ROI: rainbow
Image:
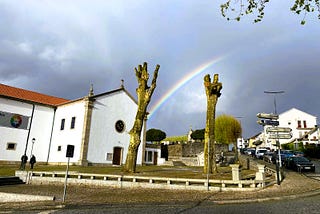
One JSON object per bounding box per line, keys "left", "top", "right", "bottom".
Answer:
{"left": 148, "top": 55, "right": 226, "bottom": 118}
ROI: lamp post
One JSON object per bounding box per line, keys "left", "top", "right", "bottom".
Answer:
{"left": 30, "top": 138, "right": 35, "bottom": 156}
{"left": 264, "top": 91, "right": 284, "bottom": 115}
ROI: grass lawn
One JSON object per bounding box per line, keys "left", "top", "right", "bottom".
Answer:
{"left": 0, "top": 163, "right": 257, "bottom": 180}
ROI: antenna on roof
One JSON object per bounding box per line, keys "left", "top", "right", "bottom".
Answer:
{"left": 89, "top": 84, "right": 94, "bottom": 96}
{"left": 120, "top": 79, "right": 124, "bottom": 89}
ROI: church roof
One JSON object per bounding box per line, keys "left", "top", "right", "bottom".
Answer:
{"left": 0, "top": 83, "right": 69, "bottom": 106}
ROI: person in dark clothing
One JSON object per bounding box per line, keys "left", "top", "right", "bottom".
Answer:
{"left": 19, "top": 155, "right": 28, "bottom": 170}
{"left": 30, "top": 155, "right": 36, "bottom": 169}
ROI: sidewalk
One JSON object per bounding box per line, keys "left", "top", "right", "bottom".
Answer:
{"left": 0, "top": 171, "right": 320, "bottom": 205}
{"left": 0, "top": 192, "right": 55, "bottom": 203}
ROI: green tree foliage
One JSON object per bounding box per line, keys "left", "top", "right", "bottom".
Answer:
{"left": 146, "top": 128, "right": 166, "bottom": 142}
{"left": 191, "top": 129, "right": 205, "bottom": 141}
{"left": 163, "top": 135, "right": 188, "bottom": 142}
{"left": 215, "top": 114, "right": 242, "bottom": 162}
{"left": 220, "top": 0, "right": 320, "bottom": 24}
{"left": 215, "top": 114, "right": 242, "bottom": 144}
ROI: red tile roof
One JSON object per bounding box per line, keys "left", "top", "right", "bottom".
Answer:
{"left": 0, "top": 83, "right": 69, "bottom": 106}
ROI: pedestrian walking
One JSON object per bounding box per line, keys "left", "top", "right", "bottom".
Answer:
{"left": 19, "top": 155, "right": 28, "bottom": 170}
{"left": 30, "top": 155, "right": 36, "bottom": 169}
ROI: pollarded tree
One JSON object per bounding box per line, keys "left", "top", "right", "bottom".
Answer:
{"left": 215, "top": 114, "right": 242, "bottom": 162}
{"left": 146, "top": 128, "right": 167, "bottom": 143}
{"left": 203, "top": 74, "right": 222, "bottom": 174}
{"left": 221, "top": 0, "right": 320, "bottom": 25}
{"left": 124, "top": 62, "right": 160, "bottom": 173}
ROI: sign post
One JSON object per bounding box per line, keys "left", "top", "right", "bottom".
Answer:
{"left": 63, "top": 145, "right": 74, "bottom": 202}
{"left": 256, "top": 112, "right": 282, "bottom": 185}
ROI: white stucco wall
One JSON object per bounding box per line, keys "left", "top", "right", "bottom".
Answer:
{"left": 0, "top": 98, "right": 55, "bottom": 162}
{"left": 87, "top": 90, "right": 143, "bottom": 165}
{"left": 262, "top": 108, "right": 317, "bottom": 150}
{"left": 279, "top": 108, "right": 317, "bottom": 140}
{"left": 48, "top": 100, "right": 85, "bottom": 164}
{"left": 28, "top": 105, "right": 56, "bottom": 162}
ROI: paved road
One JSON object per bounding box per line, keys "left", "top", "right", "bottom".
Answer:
{"left": 304, "top": 159, "right": 320, "bottom": 180}
{"left": 27, "top": 193, "right": 320, "bottom": 214}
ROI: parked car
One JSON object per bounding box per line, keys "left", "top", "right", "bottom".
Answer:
{"left": 282, "top": 150, "right": 295, "bottom": 159}
{"left": 293, "top": 151, "right": 305, "bottom": 157}
{"left": 263, "top": 151, "right": 274, "bottom": 163}
{"left": 255, "top": 149, "right": 268, "bottom": 159}
{"left": 284, "top": 156, "right": 315, "bottom": 172}
{"left": 244, "top": 148, "right": 255, "bottom": 156}
{"left": 271, "top": 152, "right": 286, "bottom": 165}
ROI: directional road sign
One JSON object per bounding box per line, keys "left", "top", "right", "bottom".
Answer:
{"left": 257, "top": 119, "right": 279, "bottom": 126}
{"left": 257, "top": 113, "right": 279, "bottom": 120}
{"left": 266, "top": 127, "right": 292, "bottom": 133}
{"left": 269, "top": 133, "right": 292, "bottom": 139}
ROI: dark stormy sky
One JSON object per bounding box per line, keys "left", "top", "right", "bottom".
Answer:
{"left": 1, "top": 1, "right": 320, "bottom": 138}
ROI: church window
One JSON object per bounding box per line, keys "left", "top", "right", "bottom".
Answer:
{"left": 71, "top": 117, "right": 76, "bottom": 129}
{"left": 115, "top": 120, "right": 125, "bottom": 133}
{"left": 6, "top": 142, "right": 16, "bottom": 150}
{"left": 60, "top": 119, "right": 65, "bottom": 130}
{"left": 106, "top": 153, "right": 113, "bottom": 161}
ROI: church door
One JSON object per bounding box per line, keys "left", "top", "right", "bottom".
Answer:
{"left": 113, "top": 147, "right": 122, "bottom": 165}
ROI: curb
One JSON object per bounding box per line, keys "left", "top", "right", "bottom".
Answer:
{"left": 0, "top": 192, "right": 55, "bottom": 203}
{"left": 212, "top": 188, "right": 320, "bottom": 204}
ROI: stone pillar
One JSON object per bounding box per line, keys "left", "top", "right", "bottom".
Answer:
{"left": 255, "top": 164, "right": 265, "bottom": 187}
{"left": 256, "top": 164, "right": 265, "bottom": 180}
{"left": 230, "top": 164, "right": 240, "bottom": 181}
{"left": 79, "top": 86, "right": 95, "bottom": 166}
{"left": 141, "top": 113, "right": 148, "bottom": 165}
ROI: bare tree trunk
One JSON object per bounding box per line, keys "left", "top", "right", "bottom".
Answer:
{"left": 124, "top": 62, "right": 160, "bottom": 173}
{"left": 203, "top": 74, "right": 222, "bottom": 174}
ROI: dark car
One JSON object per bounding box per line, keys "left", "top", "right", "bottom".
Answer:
{"left": 271, "top": 152, "right": 286, "bottom": 165}
{"left": 282, "top": 150, "right": 294, "bottom": 159}
{"left": 284, "top": 156, "right": 315, "bottom": 172}
{"left": 293, "top": 151, "right": 305, "bottom": 157}
{"left": 263, "top": 151, "right": 274, "bottom": 163}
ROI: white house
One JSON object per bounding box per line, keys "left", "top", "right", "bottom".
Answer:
{"left": 258, "top": 108, "right": 319, "bottom": 150}
{"left": 0, "top": 83, "right": 143, "bottom": 166}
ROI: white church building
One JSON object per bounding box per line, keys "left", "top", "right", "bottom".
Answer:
{"left": 0, "top": 83, "right": 143, "bottom": 166}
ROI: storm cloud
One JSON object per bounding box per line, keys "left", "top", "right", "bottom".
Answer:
{"left": 1, "top": 0, "right": 319, "bottom": 138}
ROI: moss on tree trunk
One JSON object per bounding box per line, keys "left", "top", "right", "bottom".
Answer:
{"left": 203, "top": 74, "right": 222, "bottom": 174}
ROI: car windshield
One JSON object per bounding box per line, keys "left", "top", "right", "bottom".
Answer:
{"left": 293, "top": 157, "right": 309, "bottom": 162}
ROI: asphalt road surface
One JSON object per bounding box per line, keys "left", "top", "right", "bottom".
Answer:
{"left": 31, "top": 193, "right": 320, "bottom": 214}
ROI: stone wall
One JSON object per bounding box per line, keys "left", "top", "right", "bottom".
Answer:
{"left": 167, "top": 142, "right": 228, "bottom": 161}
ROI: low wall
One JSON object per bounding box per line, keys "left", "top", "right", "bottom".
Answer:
{"left": 16, "top": 169, "right": 270, "bottom": 192}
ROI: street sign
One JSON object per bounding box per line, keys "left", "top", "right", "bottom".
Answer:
{"left": 257, "top": 119, "right": 279, "bottom": 126}
{"left": 257, "top": 113, "right": 279, "bottom": 120}
{"left": 266, "top": 127, "right": 292, "bottom": 133}
{"left": 269, "top": 133, "right": 292, "bottom": 139}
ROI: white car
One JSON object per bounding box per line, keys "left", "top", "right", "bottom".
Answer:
{"left": 255, "top": 149, "right": 268, "bottom": 159}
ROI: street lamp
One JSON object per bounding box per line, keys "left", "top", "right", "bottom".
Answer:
{"left": 31, "top": 138, "right": 35, "bottom": 156}
{"left": 264, "top": 91, "right": 285, "bottom": 114}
